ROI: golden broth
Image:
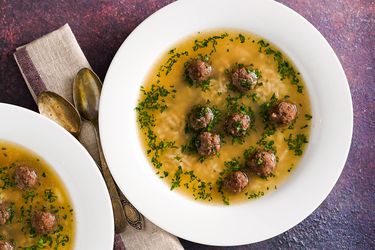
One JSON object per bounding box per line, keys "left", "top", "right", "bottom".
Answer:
{"left": 136, "top": 30, "right": 312, "bottom": 204}
{"left": 0, "top": 141, "right": 74, "bottom": 249}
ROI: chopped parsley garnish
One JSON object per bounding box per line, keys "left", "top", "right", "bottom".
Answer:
{"left": 245, "top": 191, "right": 265, "bottom": 199}
{"left": 44, "top": 189, "right": 58, "bottom": 203}
{"left": 170, "top": 166, "right": 183, "bottom": 190}
{"left": 0, "top": 174, "right": 15, "bottom": 190}
{"left": 181, "top": 137, "right": 198, "bottom": 154}
{"left": 225, "top": 94, "right": 255, "bottom": 122}
{"left": 258, "top": 40, "right": 304, "bottom": 93}
{"left": 193, "top": 33, "right": 228, "bottom": 55}
{"left": 243, "top": 146, "right": 256, "bottom": 159}
{"left": 137, "top": 84, "right": 174, "bottom": 113}
{"left": 159, "top": 49, "right": 189, "bottom": 76}
{"left": 287, "top": 118, "right": 297, "bottom": 130}
{"left": 23, "top": 191, "right": 37, "bottom": 203}
{"left": 136, "top": 83, "right": 177, "bottom": 170}
{"left": 6, "top": 203, "right": 15, "bottom": 224}
{"left": 284, "top": 133, "right": 308, "bottom": 156}
{"left": 260, "top": 172, "right": 276, "bottom": 181}
{"left": 176, "top": 170, "right": 213, "bottom": 201}
{"left": 162, "top": 171, "right": 169, "bottom": 178}
{"left": 251, "top": 93, "right": 258, "bottom": 103}
{"left": 196, "top": 181, "right": 213, "bottom": 201}
{"left": 199, "top": 80, "right": 211, "bottom": 92}
{"left": 257, "top": 135, "right": 276, "bottom": 153}
{"left": 238, "top": 34, "right": 246, "bottom": 43}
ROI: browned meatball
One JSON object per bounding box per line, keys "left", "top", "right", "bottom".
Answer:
{"left": 226, "top": 113, "right": 251, "bottom": 136}
{"left": 0, "top": 241, "right": 13, "bottom": 250}
{"left": 186, "top": 59, "right": 213, "bottom": 83}
{"left": 14, "top": 165, "right": 38, "bottom": 190}
{"left": 247, "top": 151, "right": 277, "bottom": 177}
{"left": 0, "top": 204, "right": 10, "bottom": 225}
{"left": 32, "top": 211, "right": 56, "bottom": 234}
{"left": 269, "top": 101, "right": 298, "bottom": 125}
{"left": 231, "top": 66, "right": 258, "bottom": 93}
{"left": 188, "top": 106, "right": 214, "bottom": 131}
{"left": 223, "top": 171, "right": 249, "bottom": 193}
{"left": 196, "top": 132, "right": 220, "bottom": 156}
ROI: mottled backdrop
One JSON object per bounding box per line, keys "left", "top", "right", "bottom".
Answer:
{"left": 0, "top": 0, "right": 374, "bottom": 249}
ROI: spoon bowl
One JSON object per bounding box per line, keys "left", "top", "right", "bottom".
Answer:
{"left": 73, "top": 68, "right": 102, "bottom": 122}
{"left": 37, "top": 91, "right": 81, "bottom": 137}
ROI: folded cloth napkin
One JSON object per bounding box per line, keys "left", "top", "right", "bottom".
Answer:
{"left": 14, "top": 23, "right": 184, "bottom": 250}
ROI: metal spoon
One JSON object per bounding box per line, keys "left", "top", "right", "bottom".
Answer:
{"left": 73, "top": 68, "right": 144, "bottom": 231}
{"left": 37, "top": 91, "right": 81, "bottom": 138}
{"left": 37, "top": 90, "right": 125, "bottom": 233}
{"left": 37, "top": 89, "right": 144, "bottom": 231}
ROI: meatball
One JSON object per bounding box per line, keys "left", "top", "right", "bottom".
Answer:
{"left": 14, "top": 165, "right": 38, "bottom": 190}
{"left": 247, "top": 151, "right": 277, "bottom": 177}
{"left": 196, "top": 132, "right": 220, "bottom": 156}
{"left": 231, "top": 66, "right": 258, "bottom": 93}
{"left": 32, "top": 211, "right": 56, "bottom": 234}
{"left": 269, "top": 101, "right": 298, "bottom": 125}
{"left": 0, "top": 204, "right": 10, "bottom": 225}
{"left": 226, "top": 113, "right": 251, "bottom": 136}
{"left": 188, "top": 106, "right": 214, "bottom": 131}
{"left": 223, "top": 171, "right": 249, "bottom": 193}
{"left": 186, "top": 59, "right": 213, "bottom": 83}
{"left": 0, "top": 241, "right": 13, "bottom": 250}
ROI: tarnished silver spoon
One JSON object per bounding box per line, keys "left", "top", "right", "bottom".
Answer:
{"left": 37, "top": 91, "right": 81, "bottom": 138}
{"left": 73, "top": 68, "right": 144, "bottom": 231}
{"left": 37, "top": 90, "right": 126, "bottom": 233}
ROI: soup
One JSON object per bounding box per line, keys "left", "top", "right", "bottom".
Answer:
{"left": 0, "top": 141, "right": 74, "bottom": 249}
{"left": 136, "top": 30, "right": 312, "bottom": 205}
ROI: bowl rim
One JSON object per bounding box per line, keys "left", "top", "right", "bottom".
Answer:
{"left": 100, "top": 0, "right": 353, "bottom": 246}
{"left": 0, "top": 103, "right": 114, "bottom": 249}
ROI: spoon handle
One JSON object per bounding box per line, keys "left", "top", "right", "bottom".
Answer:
{"left": 117, "top": 186, "right": 145, "bottom": 230}
{"left": 93, "top": 124, "right": 127, "bottom": 234}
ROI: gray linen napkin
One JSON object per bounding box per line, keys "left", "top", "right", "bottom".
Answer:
{"left": 14, "top": 23, "right": 184, "bottom": 250}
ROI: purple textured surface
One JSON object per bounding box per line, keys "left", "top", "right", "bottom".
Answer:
{"left": 0, "top": 0, "right": 374, "bottom": 249}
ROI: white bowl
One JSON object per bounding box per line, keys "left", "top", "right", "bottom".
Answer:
{"left": 0, "top": 103, "right": 114, "bottom": 249}
{"left": 99, "top": 0, "right": 353, "bottom": 246}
